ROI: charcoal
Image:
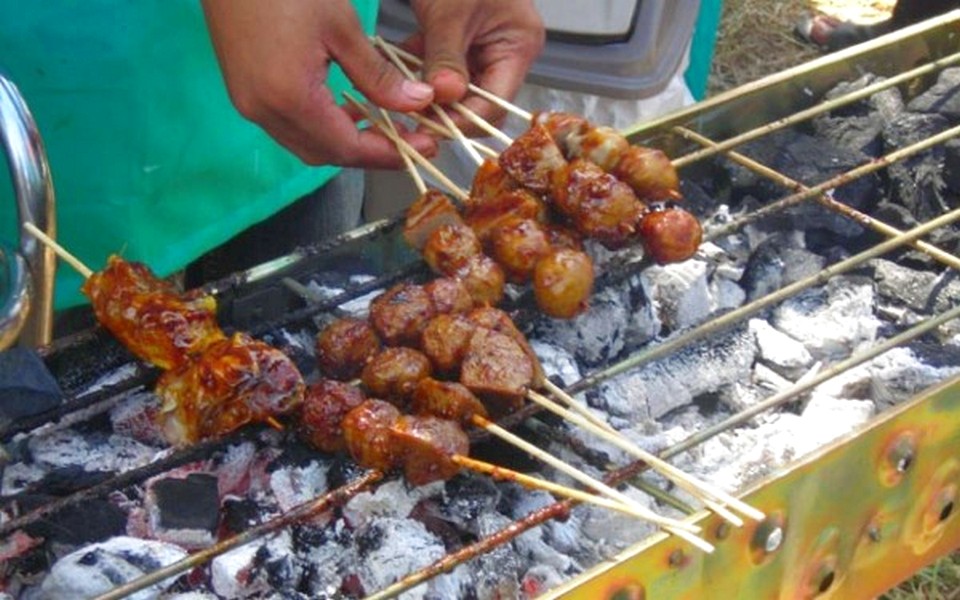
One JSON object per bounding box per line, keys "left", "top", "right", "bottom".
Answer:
{"left": 597, "top": 324, "right": 756, "bottom": 420}
{"left": 771, "top": 276, "right": 881, "bottom": 359}
{"left": 521, "top": 564, "right": 566, "bottom": 598}
{"left": 40, "top": 536, "right": 187, "bottom": 599}
{"left": 269, "top": 459, "right": 329, "bottom": 513}
{"left": 0, "top": 347, "right": 62, "bottom": 427}
{"left": 740, "top": 232, "right": 825, "bottom": 301}
{"left": 640, "top": 259, "right": 713, "bottom": 332}
{"left": 27, "top": 429, "right": 157, "bottom": 474}
{"left": 211, "top": 532, "right": 297, "bottom": 598}
{"left": 221, "top": 497, "right": 266, "bottom": 534}
{"left": 434, "top": 474, "right": 500, "bottom": 532}
{"left": 354, "top": 517, "right": 445, "bottom": 598}
{"left": 20, "top": 494, "right": 125, "bottom": 548}
{"left": 813, "top": 74, "right": 905, "bottom": 157}
{"left": 907, "top": 67, "right": 960, "bottom": 122}
{"left": 883, "top": 112, "right": 952, "bottom": 222}
{"left": 146, "top": 473, "right": 219, "bottom": 548}
{"left": 749, "top": 319, "right": 814, "bottom": 379}
{"left": 728, "top": 129, "right": 878, "bottom": 237}
{"left": 870, "top": 258, "right": 960, "bottom": 313}
{"left": 533, "top": 285, "right": 631, "bottom": 367}
{"left": 342, "top": 479, "right": 443, "bottom": 528}
{"left": 473, "top": 513, "right": 523, "bottom": 599}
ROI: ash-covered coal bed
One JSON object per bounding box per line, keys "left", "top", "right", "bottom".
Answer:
{"left": 3, "top": 68, "right": 960, "bottom": 599}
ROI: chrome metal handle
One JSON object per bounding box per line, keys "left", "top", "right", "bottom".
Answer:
{"left": 0, "top": 72, "right": 56, "bottom": 348}
{"left": 0, "top": 242, "right": 32, "bottom": 350}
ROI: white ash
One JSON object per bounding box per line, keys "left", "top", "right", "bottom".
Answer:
{"left": 342, "top": 479, "right": 444, "bottom": 528}
{"left": 269, "top": 459, "right": 329, "bottom": 513}
{"left": 354, "top": 517, "right": 446, "bottom": 600}
{"left": 1, "top": 461, "right": 46, "bottom": 496}
{"left": 574, "top": 485, "right": 658, "bottom": 556}
{"left": 641, "top": 259, "right": 715, "bottom": 331}
{"left": 668, "top": 394, "right": 875, "bottom": 495}
{"left": 27, "top": 428, "right": 157, "bottom": 473}
{"left": 749, "top": 318, "right": 815, "bottom": 379}
{"left": 596, "top": 325, "right": 756, "bottom": 420}
{"left": 215, "top": 441, "right": 259, "bottom": 498}
{"left": 530, "top": 339, "right": 582, "bottom": 388}
{"left": 771, "top": 275, "right": 881, "bottom": 359}
{"left": 210, "top": 530, "right": 294, "bottom": 599}
{"left": 109, "top": 391, "right": 166, "bottom": 447}
{"left": 812, "top": 346, "right": 960, "bottom": 410}
{"left": 40, "top": 536, "right": 187, "bottom": 600}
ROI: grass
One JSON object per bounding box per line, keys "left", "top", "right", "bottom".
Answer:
{"left": 707, "top": 1, "right": 959, "bottom": 597}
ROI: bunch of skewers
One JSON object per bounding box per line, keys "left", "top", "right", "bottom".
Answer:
{"left": 20, "top": 40, "right": 752, "bottom": 552}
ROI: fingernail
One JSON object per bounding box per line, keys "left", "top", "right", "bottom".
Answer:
{"left": 402, "top": 80, "right": 433, "bottom": 102}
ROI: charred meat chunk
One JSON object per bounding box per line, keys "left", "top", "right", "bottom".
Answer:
{"left": 361, "top": 347, "right": 433, "bottom": 404}
{"left": 342, "top": 399, "right": 403, "bottom": 472}
{"left": 369, "top": 283, "right": 436, "bottom": 347}
{"left": 298, "top": 380, "right": 366, "bottom": 453}
{"left": 315, "top": 317, "right": 382, "bottom": 381}
{"left": 410, "top": 377, "right": 488, "bottom": 426}
{"left": 389, "top": 415, "right": 469, "bottom": 486}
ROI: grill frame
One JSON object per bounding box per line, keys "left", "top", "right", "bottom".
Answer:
{"left": 3, "top": 10, "right": 960, "bottom": 600}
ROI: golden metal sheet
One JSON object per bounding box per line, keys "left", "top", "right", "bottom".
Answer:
{"left": 546, "top": 376, "right": 960, "bottom": 599}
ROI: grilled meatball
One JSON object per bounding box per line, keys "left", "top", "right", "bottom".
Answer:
{"left": 612, "top": 145, "right": 681, "bottom": 201}
{"left": 361, "top": 347, "right": 433, "bottom": 404}
{"left": 467, "top": 306, "right": 545, "bottom": 384}
{"left": 423, "top": 277, "right": 474, "bottom": 315}
{"left": 420, "top": 313, "right": 478, "bottom": 374}
{"left": 157, "top": 332, "right": 305, "bottom": 446}
{"left": 389, "top": 415, "right": 469, "bottom": 486}
{"left": 299, "top": 380, "right": 366, "bottom": 453}
{"left": 315, "top": 317, "right": 382, "bottom": 380}
{"left": 342, "top": 399, "right": 403, "bottom": 471}
{"left": 550, "top": 159, "right": 646, "bottom": 250}
{"left": 638, "top": 204, "right": 703, "bottom": 264}
{"left": 542, "top": 223, "right": 584, "bottom": 252}
{"left": 369, "top": 283, "right": 436, "bottom": 347}
{"left": 533, "top": 248, "right": 595, "bottom": 320}
{"left": 488, "top": 218, "right": 551, "bottom": 283}
{"left": 460, "top": 328, "right": 535, "bottom": 417}
{"left": 411, "top": 378, "right": 488, "bottom": 426}
{"left": 469, "top": 157, "right": 519, "bottom": 206}
{"left": 455, "top": 255, "right": 506, "bottom": 307}
{"left": 463, "top": 188, "right": 546, "bottom": 244}
{"left": 422, "top": 223, "right": 483, "bottom": 276}
{"left": 82, "top": 255, "right": 225, "bottom": 370}
{"left": 568, "top": 125, "right": 630, "bottom": 172}
{"left": 533, "top": 111, "right": 589, "bottom": 150}
{"left": 499, "top": 122, "right": 568, "bottom": 193}
{"left": 403, "top": 189, "right": 464, "bottom": 251}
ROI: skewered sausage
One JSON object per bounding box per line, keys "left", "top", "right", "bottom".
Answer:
{"left": 423, "top": 277, "right": 475, "bottom": 316}
{"left": 422, "top": 223, "right": 484, "bottom": 276}
{"left": 342, "top": 399, "right": 404, "bottom": 471}
{"left": 455, "top": 254, "right": 506, "bottom": 307}
{"left": 82, "top": 255, "right": 225, "bottom": 370}
{"left": 156, "top": 332, "right": 305, "bottom": 446}
{"left": 410, "top": 377, "right": 488, "bottom": 426}
{"left": 420, "top": 313, "right": 477, "bottom": 374}
{"left": 488, "top": 218, "right": 552, "bottom": 283}
{"left": 498, "top": 122, "right": 568, "bottom": 193}
{"left": 369, "top": 283, "right": 436, "bottom": 347}
{"left": 550, "top": 159, "right": 647, "bottom": 250}
{"left": 361, "top": 347, "right": 433, "bottom": 403}
{"left": 638, "top": 203, "right": 703, "bottom": 264}
{"left": 460, "top": 328, "right": 535, "bottom": 417}
{"left": 298, "top": 379, "right": 366, "bottom": 453}
{"left": 315, "top": 317, "right": 382, "bottom": 380}
{"left": 389, "top": 415, "right": 469, "bottom": 486}
{"left": 463, "top": 188, "right": 547, "bottom": 244}
{"left": 533, "top": 248, "right": 595, "bottom": 320}
{"left": 403, "top": 189, "right": 463, "bottom": 251}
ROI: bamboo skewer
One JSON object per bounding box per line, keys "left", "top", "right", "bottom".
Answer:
{"left": 23, "top": 222, "right": 93, "bottom": 279}
{"left": 451, "top": 454, "right": 681, "bottom": 522}
{"left": 526, "top": 389, "right": 763, "bottom": 523}
{"left": 373, "top": 37, "right": 484, "bottom": 166}
{"left": 405, "top": 111, "right": 500, "bottom": 158}
{"left": 472, "top": 414, "right": 714, "bottom": 552}
{"left": 344, "top": 93, "right": 470, "bottom": 202}
{"left": 379, "top": 107, "right": 427, "bottom": 194}
{"left": 377, "top": 38, "right": 533, "bottom": 122}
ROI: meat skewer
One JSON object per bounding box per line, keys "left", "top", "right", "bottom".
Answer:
{"left": 23, "top": 224, "right": 302, "bottom": 444}
{"left": 302, "top": 384, "right": 708, "bottom": 541}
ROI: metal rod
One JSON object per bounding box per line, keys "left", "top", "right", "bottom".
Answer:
{"left": 93, "top": 470, "right": 384, "bottom": 600}
{"left": 675, "top": 126, "right": 960, "bottom": 271}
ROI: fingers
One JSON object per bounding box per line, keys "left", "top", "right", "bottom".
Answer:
{"left": 328, "top": 19, "right": 435, "bottom": 113}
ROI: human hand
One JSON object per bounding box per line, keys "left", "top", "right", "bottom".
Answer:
{"left": 201, "top": 0, "right": 440, "bottom": 168}
{"left": 405, "top": 0, "right": 545, "bottom": 132}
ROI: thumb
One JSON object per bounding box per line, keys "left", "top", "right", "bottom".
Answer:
{"left": 331, "top": 29, "right": 435, "bottom": 112}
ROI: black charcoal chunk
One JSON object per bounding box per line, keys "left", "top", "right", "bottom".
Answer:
{"left": 907, "top": 67, "right": 960, "bottom": 122}
{"left": 148, "top": 473, "right": 220, "bottom": 546}
{"left": 22, "top": 494, "right": 126, "bottom": 546}
{"left": 882, "top": 112, "right": 952, "bottom": 223}
{"left": 0, "top": 347, "right": 62, "bottom": 426}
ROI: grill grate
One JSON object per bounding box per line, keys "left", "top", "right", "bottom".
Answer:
{"left": 3, "top": 12, "right": 960, "bottom": 600}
